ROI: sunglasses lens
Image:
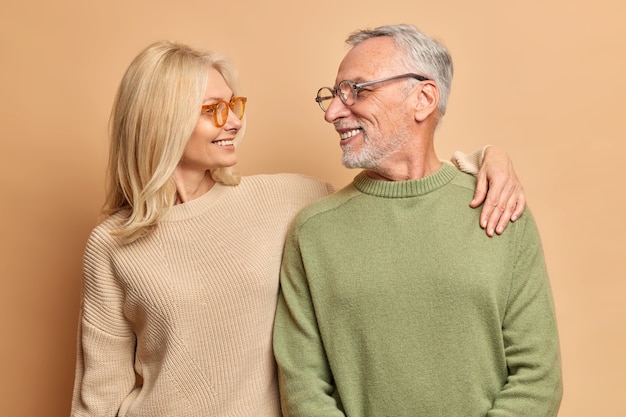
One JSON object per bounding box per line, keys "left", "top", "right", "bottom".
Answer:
{"left": 232, "top": 98, "right": 245, "bottom": 119}
{"left": 214, "top": 102, "right": 228, "bottom": 127}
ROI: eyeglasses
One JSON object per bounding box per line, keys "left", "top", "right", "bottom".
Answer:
{"left": 315, "top": 73, "right": 429, "bottom": 112}
{"left": 201, "top": 96, "right": 247, "bottom": 127}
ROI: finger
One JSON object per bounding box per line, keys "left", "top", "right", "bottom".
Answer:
{"left": 479, "top": 180, "right": 509, "bottom": 231}
{"left": 510, "top": 190, "right": 527, "bottom": 222}
{"left": 470, "top": 171, "right": 489, "bottom": 208}
{"left": 494, "top": 200, "right": 518, "bottom": 235}
{"left": 485, "top": 201, "right": 506, "bottom": 237}
{"left": 479, "top": 198, "right": 494, "bottom": 230}
{"left": 494, "top": 185, "right": 526, "bottom": 232}
{"left": 490, "top": 185, "right": 527, "bottom": 235}
{"left": 484, "top": 183, "right": 516, "bottom": 236}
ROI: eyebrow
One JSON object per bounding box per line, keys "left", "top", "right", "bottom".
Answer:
{"left": 351, "top": 77, "right": 369, "bottom": 84}
{"left": 342, "top": 75, "right": 368, "bottom": 82}
{"left": 203, "top": 94, "right": 235, "bottom": 103}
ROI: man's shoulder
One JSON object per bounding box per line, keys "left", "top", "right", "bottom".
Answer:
{"left": 448, "top": 168, "right": 478, "bottom": 193}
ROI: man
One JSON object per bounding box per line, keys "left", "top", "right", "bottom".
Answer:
{"left": 273, "top": 24, "right": 562, "bottom": 417}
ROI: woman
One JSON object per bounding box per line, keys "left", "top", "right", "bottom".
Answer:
{"left": 71, "top": 40, "right": 525, "bottom": 417}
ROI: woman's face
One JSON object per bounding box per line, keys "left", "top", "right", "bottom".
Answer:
{"left": 178, "top": 67, "right": 242, "bottom": 172}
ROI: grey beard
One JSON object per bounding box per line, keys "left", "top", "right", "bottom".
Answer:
{"left": 342, "top": 150, "right": 376, "bottom": 169}
{"left": 341, "top": 142, "right": 375, "bottom": 169}
{"left": 341, "top": 137, "right": 390, "bottom": 170}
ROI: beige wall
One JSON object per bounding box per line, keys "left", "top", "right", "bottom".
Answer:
{"left": 1, "top": 1, "right": 624, "bottom": 415}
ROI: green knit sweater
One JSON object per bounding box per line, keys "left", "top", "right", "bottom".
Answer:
{"left": 273, "top": 164, "right": 562, "bottom": 417}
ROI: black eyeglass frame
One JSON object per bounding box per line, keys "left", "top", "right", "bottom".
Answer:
{"left": 315, "top": 73, "right": 429, "bottom": 111}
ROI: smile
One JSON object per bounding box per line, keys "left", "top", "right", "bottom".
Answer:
{"left": 213, "top": 139, "right": 234, "bottom": 147}
{"left": 340, "top": 129, "right": 361, "bottom": 140}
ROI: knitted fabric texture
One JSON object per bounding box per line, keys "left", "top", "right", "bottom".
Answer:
{"left": 274, "top": 164, "right": 562, "bottom": 417}
{"left": 71, "top": 174, "right": 332, "bottom": 417}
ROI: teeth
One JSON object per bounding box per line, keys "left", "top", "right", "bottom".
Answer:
{"left": 214, "top": 140, "right": 234, "bottom": 147}
{"left": 340, "top": 129, "right": 361, "bottom": 140}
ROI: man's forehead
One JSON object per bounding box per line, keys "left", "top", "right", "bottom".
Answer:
{"left": 335, "top": 37, "right": 398, "bottom": 83}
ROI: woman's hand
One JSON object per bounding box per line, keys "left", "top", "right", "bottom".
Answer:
{"left": 471, "top": 146, "right": 526, "bottom": 237}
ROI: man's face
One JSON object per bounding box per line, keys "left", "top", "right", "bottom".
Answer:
{"left": 324, "top": 37, "right": 416, "bottom": 172}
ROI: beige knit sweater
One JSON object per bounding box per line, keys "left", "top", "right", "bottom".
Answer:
{"left": 71, "top": 174, "right": 333, "bottom": 417}
{"left": 71, "top": 151, "right": 481, "bottom": 417}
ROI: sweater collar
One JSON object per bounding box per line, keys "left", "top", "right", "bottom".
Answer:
{"left": 163, "top": 181, "right": 231, "bottom": 222}
{"left": 352, "top": 163, "right": 458, "bottom": 198}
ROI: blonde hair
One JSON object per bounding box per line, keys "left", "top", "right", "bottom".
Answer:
{"left": 103, "top": 40, "right": 245, "bottom": 243}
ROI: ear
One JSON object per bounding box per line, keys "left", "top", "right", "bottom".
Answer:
{"left": 413, "top": 81, "right": 439, "bottom": 122}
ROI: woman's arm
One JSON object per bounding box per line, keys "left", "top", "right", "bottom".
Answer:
{"left": 452, "top": 145, "right": 526, "bottom": 237}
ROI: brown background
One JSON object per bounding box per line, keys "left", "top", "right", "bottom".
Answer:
{"left": 1, "top": 1, "right": 624, "bottom": 416}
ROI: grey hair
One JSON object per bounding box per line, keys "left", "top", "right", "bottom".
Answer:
{"left": 346, "top": 24, "right": 453, "bottom": 115}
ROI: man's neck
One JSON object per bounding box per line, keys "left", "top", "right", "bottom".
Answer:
{"left": 365, "top": 152, "right": 442, "bottom": 182}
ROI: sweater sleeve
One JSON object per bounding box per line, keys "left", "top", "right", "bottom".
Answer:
{"left": 449, "top": 145, "right": 488, "bottom": 175}
{"left": 273, "top": 224, "right": 347, "bottom": 417}
{"left": 71, "top": 227, "right": 137, "bottom": 417}
{"left": 487, "top": 212, "right": 563, "bottom": 416}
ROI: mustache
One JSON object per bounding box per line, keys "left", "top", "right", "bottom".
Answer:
{"left": 334, "top": 121, "right": 363, "bottom": 130}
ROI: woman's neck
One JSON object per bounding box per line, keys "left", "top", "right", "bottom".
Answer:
{"left": 172, "top": 169, "right": 216, "bottom": 204}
